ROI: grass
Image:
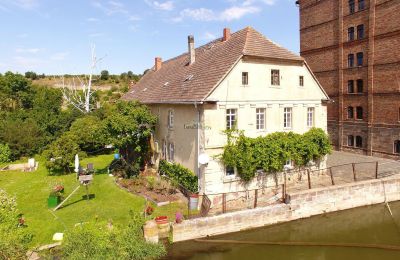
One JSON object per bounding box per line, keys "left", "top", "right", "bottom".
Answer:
{"left": 0, "top": 154, "right": 187, "bottom": 247}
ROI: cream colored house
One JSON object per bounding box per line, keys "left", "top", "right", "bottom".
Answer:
{"left": 123, "top": 27, "right": 329, "bottom": 207}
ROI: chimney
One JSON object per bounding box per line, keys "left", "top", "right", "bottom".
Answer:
{"left": 223, "top": 28, "right": 231, "bottom": 42}
{"left": 188, "top": 35, "right": 195, "bottom": 65}
{"left": 155, "top": 57, "right": 162, "bottom": 71}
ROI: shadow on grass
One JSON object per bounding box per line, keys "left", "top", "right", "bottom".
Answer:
{"left": 58, "top": 194, "right": 96, "bottom": 209}
{"left": 95, "top": 166, "right": 109, "bottom": 175}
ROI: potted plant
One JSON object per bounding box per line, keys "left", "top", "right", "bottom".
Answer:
{"left": 155, "top": 216, "right": 168, "bottom": 225}
{"left": 48, "top": 184, "right": 64, "bottom": 208}
{"left": 145, "top": 205, "right": 154, "bottom": 215}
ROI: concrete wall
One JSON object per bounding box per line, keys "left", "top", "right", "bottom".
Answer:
{"left": 172, "top": 174, "right": 400, "bottom": 242}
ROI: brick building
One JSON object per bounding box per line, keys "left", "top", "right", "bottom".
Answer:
{"left": 297, "top": 0, "right": 400, "bottom": 158}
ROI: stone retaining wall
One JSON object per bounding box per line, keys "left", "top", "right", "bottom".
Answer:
{"left": 171, "top": 174, "right": 400, "bottom": 242}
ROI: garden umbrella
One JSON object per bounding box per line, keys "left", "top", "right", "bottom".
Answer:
{"left": 74, "top": 154, "right": 79, "bottom": 173}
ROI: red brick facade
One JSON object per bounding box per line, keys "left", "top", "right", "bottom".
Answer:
{"left": 298, "top": 0, "right": 400, "bottom": 158}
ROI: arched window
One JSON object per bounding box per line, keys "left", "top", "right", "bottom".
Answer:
{"left": 356, "top": 106, "right": 363, "bottom": 119}
{"left": 394, "top": 140, "right": 400, "bottom": 154}
{"left": 347, "top": 106, "right": 354, "bottom": 119}
{"left": 347, "top": 135, "right": 354, "bottom": 146}
{"left": 355, "top": 136, "right": 363, "bottom": 148}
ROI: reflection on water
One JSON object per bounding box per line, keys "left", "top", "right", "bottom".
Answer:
{"left": 167, "top": 202, "right": 400, "bottom": 260}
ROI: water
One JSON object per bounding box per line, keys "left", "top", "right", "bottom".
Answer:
{"left": 167, "top": 202, "right": 400, "bottom": 259}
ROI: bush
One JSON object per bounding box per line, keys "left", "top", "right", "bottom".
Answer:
{"left": 221, "top": 128, "right": 332, "bottom": 182}
{"left": 62, "top": 213, "right": 166, "bottom": 260}
{"left": 0, "top": 189, "right": 33, "bottom": 259}
{"left": 159, "top": 160, "right": 198, "bottom": 193}
{"left": 0, "top": 143, "right": 11, "bottom": 163}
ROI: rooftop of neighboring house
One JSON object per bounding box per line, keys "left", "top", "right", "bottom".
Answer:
{"left": 122, "top": 26, "right": 304, "bottom": 104}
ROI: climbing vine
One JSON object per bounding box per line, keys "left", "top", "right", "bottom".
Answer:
{"left": 220, "top": 128, "right": 332, "bottom": 182}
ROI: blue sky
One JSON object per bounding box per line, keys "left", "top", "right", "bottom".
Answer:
{"left": 0, "top": 0, "right": 299, "bottom": 75}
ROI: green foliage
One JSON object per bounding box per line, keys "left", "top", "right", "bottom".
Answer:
{"left": 62, "top": 214, "right": 166, "bottom": 260}
{"left": 221, "top": 128, "right": 332, "bottom": 182}
{"left": 43, "top": 133, "right": 83, "bottom": 173}
{"left": 0, "top": 143, "right": 11, "bottom": 163}
{"left": 0, "top": 189, "right": 33, "bottom": 259}
{"left": 100, "top": 70, "right": 109, "bottom": 80}
{"left": 25, "top": 71, "right": 38, "bottom": 80}
{"left": 159, "top": 160, "right": 198, "bottom": 193}
{"left": 69, "top": 115, "right": 107, "bottom": 152}
{"left": 0, "top": 71, "right": 32, "bottom": 111}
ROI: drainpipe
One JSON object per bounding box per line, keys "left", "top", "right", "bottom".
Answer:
{"left": 194, "top": 102, "right": 201, "bottom": 193}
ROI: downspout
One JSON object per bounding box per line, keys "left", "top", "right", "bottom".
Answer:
{"left": 194, "top": 101, "right": 201, "bottom": 193}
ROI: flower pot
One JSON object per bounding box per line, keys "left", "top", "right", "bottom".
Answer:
{"left": 48, "top": 195, "right": 60, "bottom": 208}
{"left": 155, "top": 216, "right": 168, "bottom": 225}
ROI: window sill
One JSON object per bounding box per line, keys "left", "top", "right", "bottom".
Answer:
{"left": 269, "top": 85, "right": 281, "bottom": 89}
{"left": 223, "top": 176, "right": 240, "bottom": 183}
{"left": 240, "top": 85, "right": 250, "bottom": 87}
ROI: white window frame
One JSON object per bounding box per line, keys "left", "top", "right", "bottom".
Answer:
{"left": 307, "top": 107, "right": 315, "bottom": 128}
{"left": 225, "top": 166, "right": 235, "bottom": 177}
{"left": 168, "top": 142, "right": 174, "bottom": 162}
{"left": 242, "top": 72, "right": 248, "bottom": 86}
{"left": 299, "top": 76, "right": 304, "bottom": 87}
{"left": 162, "top": 140, "right": 167, "bottom": 159}
{"left": 284, "top": 159, "right": 293, "bottom": 170}
{"left": 283, "top": 107, "right": 292, "bottom": 129}
{"left": 271, "top": 69, "right": 280, "bottom": 86}
{"left": 226, "top": 109, "right": 237, "bottom": 130}
{"left": 256, "top": 108, "right": 266, "bottom": 130}
{"left": 168, "top": 109, "right": 174, "bottom": 128}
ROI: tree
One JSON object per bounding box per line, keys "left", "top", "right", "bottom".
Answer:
{"left": 25, "top": 71, "right": 38, "bottom": 80}
{"left": 0, "top": 189, "right": 33, "bottom": 259}
{"left": 100, "top": 70, "right": 109, "bottom": 81}
{"left": 0, "top": 143, "right": 11, "bottom": 163}
{"left": 61, "top": 45, "right": 103, "bottom": 113}
{"left": 69, "top": 115, "right": 107, "bottom": 152}
{"left": 43, "top": 133, "right": 82, "bottom": 173}
{"left": 0, "top": 72, "right": 32, "bottom": 111}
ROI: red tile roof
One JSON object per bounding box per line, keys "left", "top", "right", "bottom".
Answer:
{"left": 122, "top": 27, "right": 303, "bottom": 104}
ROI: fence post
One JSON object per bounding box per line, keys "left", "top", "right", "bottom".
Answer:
{"left": 352, "top": 163, "right": 357, "bottom": 181}
{"left": 329, "top": 168, "right": 335, "bottom": 185}
{"left": 222, "top": 193, "right": 226, "bottom": 214}
{"left": 375, "top": 161, "right": 379, "bottom": 179}
{"left": 307, "top": 169, "right": 311, "bottom": 189}
{"left": 284, "top": 172, "right": 287, "bottom": 197}
{"left": 254, "top": 189, "right": 258, "bottom": 208}
{"left": 281, "top": 184, "right": 285, "bottom": 202}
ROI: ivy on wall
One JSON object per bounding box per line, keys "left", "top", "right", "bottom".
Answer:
{"left": 220, "top": 128, "right": 332, "bottom": 182}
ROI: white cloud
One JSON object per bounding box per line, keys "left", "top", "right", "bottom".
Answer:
{"left": 202, "top": 31, "right": 217, "bottom": 41}
{"left": 50, "top": 52, "right": 69, "bottom": 61}
{"left": 87, "top": 17, "right": 100, "bottom": 22}
{"left": 92, "top": 1, "right": 128, "bottom": 16}
{"left": 13, "top": 56, "right": 44, "bottom": 68}
{"left": 128, "top": 15, "right": 141, "bottom": 21}
{"left": 173, "top": 5, "right": 260, "bottom": 22}
{"left": 12, "top": 0, "right": 38, "bottom": 9}
{"left": 145, "top": 0, "right": 174, "bottom": 11}
{"left": 89, "top": 32, "right": 104, "bottom": 38}
{"left": 15, "top": 48, "right": 42, "bottom": 54}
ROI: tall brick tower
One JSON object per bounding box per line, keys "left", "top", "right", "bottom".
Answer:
{"left": 298, "top": 0, "right": 400, "bottom": 158}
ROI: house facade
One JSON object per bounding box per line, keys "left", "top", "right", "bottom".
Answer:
{"left": 297, "top": 0, "right": 400, "bottom": 158}
{"left": 123, "top": 27, "right": 329, "bottom": 207}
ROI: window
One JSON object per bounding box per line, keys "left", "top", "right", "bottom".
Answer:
{"left": 394, "top": 140, "right": 400, "bottom": 154}
{"left": 162, "top": 140, "right": 167, "bottom": 159}
{"left": 349, "top": 0, "right": 355, "bottom": 14}
{"left": 283, "top": 107, "right": 292, "bottom": 129}
{"left": 168, "top": 143, "right": 174, "bottom": 161}
{"left": 348, "top": 54, "right": 354, "bottom": 68}
{"left": 226, "top": 166, "right": 235, "bottom": 177}
{"left": 357, "top": 52, "right": 364, "bottom": 66}
{"left": 356, "top": 79, "right": 363, "bottom": 93}
{"left": 242, "top": 72, "right": 248, "bottom": 86}
{"left": 271, "top": 69, "right": 280, "bottom": 86}
{"left": 358, "top": 0, "right": 365, "bottom": 10}
{"left": 356, "top": 106, "right": 363, "bottom": 119}
{"left": 347, "top": 106, "right": 354, "bottom": 119}
{"left": 256, "top": 108, "right": 266, "bottom": 130}
{"left": 348, "top": 27, "right": 355, "bottom": 41}
{"left": 307, "top": 107, "right": 315, "bottom": 128}
{"left": 284, "top": 160, "right": 293, "bottom": 170}
{"left": 299, "top": 76, "right": 304, "bottom": 86}
{"left": 348, "top": 135, "right": 354, "bottom": 146}
{"left": 348, "top": 80, "right": 355, "bottom": 93}
{"left": 226, "top": 109, "right": 237, "bottom": 130}
{"left": 357, "top": 24, "right": 365, "bottom": 39}
{"left": 168, "top": 110, "right": 174, "bottom": 128}
{"left": 355, "top": 136, "right": 363, "bottom": 148}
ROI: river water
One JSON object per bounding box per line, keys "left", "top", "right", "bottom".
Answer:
{"left": 167, "top": 202, "right": 400, "bottom": 259}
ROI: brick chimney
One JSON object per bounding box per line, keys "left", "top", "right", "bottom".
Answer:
{"left": 223, "top": 28, "right": 231, "bottom": 42}
{"left": 188, "top": 35, "right": 195, "bottom": 65}
{"left": 155, "top": 57, "right": 162, "bottom": 71}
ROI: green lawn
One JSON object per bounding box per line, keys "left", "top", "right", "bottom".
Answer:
{"left": 0, "top": 154, "right": 186, "bottom": 247}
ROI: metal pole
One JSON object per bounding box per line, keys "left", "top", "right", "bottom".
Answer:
{"left": 254, "top": 189, "right": 258, "bottom": 208}
{"left": 352, "top": 163, "right": 357, "bottom": 181}
{"left": 307, "top": 169, "right": 311, "bottom": 189}
{"left": 330, "top": 168, "right": 335, "bottom": 185}
{"left": 375, "top": 161, "right": 379, "bottom": 179}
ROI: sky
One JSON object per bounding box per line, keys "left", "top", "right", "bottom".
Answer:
{"left": 0, "top": 0, "right": 300, "bottom": 75}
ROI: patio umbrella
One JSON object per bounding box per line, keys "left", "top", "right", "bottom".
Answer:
{"left": 74, "top": 154, "right": 79, "bottom": 173}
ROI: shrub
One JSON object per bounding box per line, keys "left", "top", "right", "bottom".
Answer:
{"left": 159, "top": 160, "right": 198, "bottom": 193}
{"left": 0, "top": 143, "right": 11, "bottom": 163}
{"left": 0, "top": 189, "right": 33, "bottom": 259}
